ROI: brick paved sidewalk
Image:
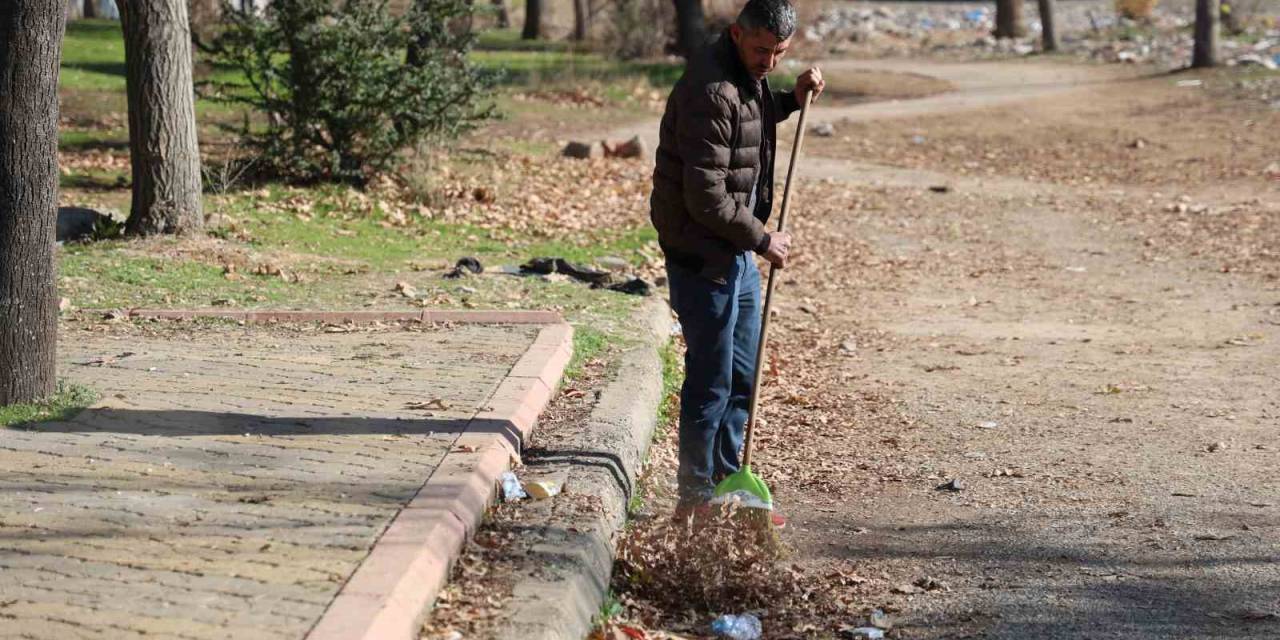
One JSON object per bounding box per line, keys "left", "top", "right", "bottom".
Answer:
{"left": 0, "top": 318, "right": 548, "bottom": 640}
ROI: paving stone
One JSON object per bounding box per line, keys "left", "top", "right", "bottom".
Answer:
{"left": 0, "top": 322, "right": 537, "bottom": 638}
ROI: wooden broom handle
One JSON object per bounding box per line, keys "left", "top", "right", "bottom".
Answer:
{"left": 742, "top": 89, "right": 812, "bottom": 467}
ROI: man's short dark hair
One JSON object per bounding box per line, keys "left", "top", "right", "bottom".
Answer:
{"left": 736, "top": 0, "right": 797, "bottom": 40}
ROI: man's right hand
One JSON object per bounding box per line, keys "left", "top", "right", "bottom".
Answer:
{"left": 762, "top": 231, "right": 792, "bottom": 268}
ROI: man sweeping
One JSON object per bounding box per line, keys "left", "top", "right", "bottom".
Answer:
{"left": 650, "top": 0, "right": 824, "bottom": 524}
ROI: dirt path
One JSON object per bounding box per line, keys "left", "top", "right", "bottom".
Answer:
{"left": 607, "top": 58, "right": 1280, "bottom": 638}
{"left": 773, "top": 62, "right": 1279, "bottom": 638}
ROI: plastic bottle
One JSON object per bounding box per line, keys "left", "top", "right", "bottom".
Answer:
{"left": 711, "top": 613, "right": 762, "bottom": 640}
{"left": 500, "top": 471, "right": 526, "bottom": 501}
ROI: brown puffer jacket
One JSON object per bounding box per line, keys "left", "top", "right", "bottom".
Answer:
{"left": 650, "top": 33, "right": 800, "bottom": 282}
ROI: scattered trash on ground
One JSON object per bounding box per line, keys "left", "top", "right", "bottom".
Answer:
{"left": 444, "top": 256, "right": 484, "bottom": 279}
{"left": 500, "top": 471, "right": 526, "bottom": 502}
{"left": 521, "top": 257, "right": 611, "bottom": 284}
{"left": 936, "top": 478, "right": 965, "bottom": 492}
{"left": 524, "top": 473, "right": 566, "bottom": 500}
{"left": 711, "top": 613, "right": 761, "bottom": 640}
{"left": 520, "top": 256, "right": 653, "bottom": 296}
{"left": 599, "top": 278, "right": 653, "bottom": 296}
{"left": 843, "top": 627, "right": 885, "bottom": 639}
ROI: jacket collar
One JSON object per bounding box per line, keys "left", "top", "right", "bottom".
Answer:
{"left": 716, "top": 31, "right": 762, "bottom": 100}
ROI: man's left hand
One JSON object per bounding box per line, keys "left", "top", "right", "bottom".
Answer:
{"left": 795, "top": 67, "right": 825, "bottom": 104}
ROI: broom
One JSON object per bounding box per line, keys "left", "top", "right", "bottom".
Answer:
{"left": 710, "top": 88, "right": 815, "bottom": 534}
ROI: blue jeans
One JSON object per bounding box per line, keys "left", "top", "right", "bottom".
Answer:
{"left": 666, "top": 253, "right": 761, "bottom": 504}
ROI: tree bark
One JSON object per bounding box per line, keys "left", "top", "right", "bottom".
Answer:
{"left": 571, "top": 0, "right": 588, "bottom": 40}
{"left": 521, "top": 0, "right": 540, "bottom": 39}
{"left": 0, "top": 0, "right": 65, "bottom": 405}
{"left": 1193, "top": 0, "right": 1219, "bottom": 68}
{"left": 492, "top": 0, "right": 508, "bottom": 28}
{"left": 994, "top": 0, "right": 1025, "bottom": 38}
{"left": 1037, "top": 0, "right": 1056, "bottom": 51}
{"left": 118, "top": 0, "right": 204, "bottom": 236}
{"left": 672, "top": 0, "right": 705, "bottom": 57}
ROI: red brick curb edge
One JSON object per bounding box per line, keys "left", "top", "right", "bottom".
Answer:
{"left": 127, "top": 309, "right": 573, "bottom": 640}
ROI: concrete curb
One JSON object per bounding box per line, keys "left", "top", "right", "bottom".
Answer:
{"left": 491, "top": 297, "right": 673, "bottom": 640}
{"left": 117, "top": 309, "right": 573, "bottom": 640}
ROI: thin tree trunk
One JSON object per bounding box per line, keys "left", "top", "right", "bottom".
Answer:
{"left": 1038, "top": 0, "right": 1056, "bottom": 51}
{"left": 571, "top": 0, "right": 588, "bottom": 40}
{"left": 672, "top": 0, "right": 705, "bottom": 57}
{"left": 994, "top": 0, "right": 1025, "bottom": 38}
{"left": 188, "top": 0, "right": 220, "bottom": 41}
{"left": 0, "top": 0, "right": 65, "bottom": 405}
{"left": 492, "top": 0, "right": 508, "bottom": 28}
{"left": 521, "top": 0, "right": 540, "bottom": 39}
{"left": 118, "top": 0, "right": 204, "bottom": 235}
{"left": 84, "top": 0, "right": 96, "bottom": 17}
{"left": 1193, "top": 0, "right": 1219, "bottom": 68}
{"left": 66, "top": 0, "right": 83, "bottom": 18}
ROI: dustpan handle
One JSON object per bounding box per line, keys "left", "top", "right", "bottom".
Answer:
{"left": 742, "top": 89, "right": 812, "bottom": 467}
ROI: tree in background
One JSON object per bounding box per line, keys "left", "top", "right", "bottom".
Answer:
{"left": 0, "top": 0, "right": 65, "bottom": 405}
{"left": 1038, "top": 0, "right": 1056, "bottom": 51}
{"left": 522, "top": 0, "right": 540, "bottom": 39}
{"left": 672, "top": 0, "right": 706, "bottom": 56}
{"left": 994, "top": 0, "right": 1025, "bottom": 38}
{"left": 491, "top": 0, "right": 508, "bottom": 28}
{"left": 117, "top": 0, "right": 204, "bottom": 235}
{"left": 572, "top": 0, "right": 589, "bottom": 41}
{"left": 1193, "top": 0, "right": 1219, "bottom": 67}
{"left": 203, "top": 0, "right": 495, "bottom": 185}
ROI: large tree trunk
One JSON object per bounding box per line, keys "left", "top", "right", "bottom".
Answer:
{"left": 1037, "top": 0, "right": 1056, "bottom": 51}
{"left": 521, "top": 0, "right": 540, "bottom": 39}
{"left": 672, "top": 0, "right": 705, "bottom": 57}
{"left": 0, "top": 0, "right": 65, "bottom": 406}
{"left": 994, "top": 0, "right": 1025, "bottom": 38}
{"left": 118, "top": 0, "right": 204, "bottom": 236}
{"left": 571, "top": 0, "right": 588, "bottom": 40}
{"left": 1192, "top": 0, "right": 1219, "bottom": 68}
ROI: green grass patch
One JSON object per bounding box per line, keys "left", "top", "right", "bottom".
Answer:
{"left": 655, "top": 336, "right": 683, "bottom": 437}
{"left": 476, "top": 28, "right": 575, "bottom": 53}
{"left": 214, "top": 186, "right": 656, "bottom": 271}
{"left": 60, "top": 20, "right": 127, "bottom": 93}
{"left": 0, "top": 381, "right": 98, "bottom": 429}
{"left": 564, "top": 326, "right": 609, "bottom": 382}
{"left": 474, "top": 48, "right": 682, "bottom": 88}
{"left": 591, "top": 591, "right": 626, "bottom": 629}
{"left": 59, "top": 243, "right": 311, "bottom": 309}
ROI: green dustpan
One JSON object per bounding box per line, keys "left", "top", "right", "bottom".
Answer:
{"left": 711, "top": 90, "right": 814, "bottom": 514}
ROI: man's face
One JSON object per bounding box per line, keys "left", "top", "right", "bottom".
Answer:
{"left": 729, "top": 24, "right": 792, "bottom": 80}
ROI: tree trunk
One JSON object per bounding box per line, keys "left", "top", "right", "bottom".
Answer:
{"left": 83, "top": 0, "right": 96, "bottom": 17}
{"left": 492, "top": 0, "right": 508, "bottom": 28}
{"left": 1037, "top": 0, "right": 1056, "bottom": 51}
{"left": 1192, "top": 0, "right": 1218, "bottom": 68}
{"left": 66, "top": 0, "right": 83, "bottom": 18}
{"left": 571, "top": 0, "right": 588, "bottom": 40}
{"left": 672, "top": 0, "right": 705, "bottom": 57}
{"left": 0, "top": 0, "right": 65, "bottom": 406}
{"left": 521, "top": 0, "right": 540, "bottom": 39}
{"left": 118, "top": 0, "right": 204, "bottom": 235}
{"left": 994, "top": 0, "right": 1025, "bottom": 38}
